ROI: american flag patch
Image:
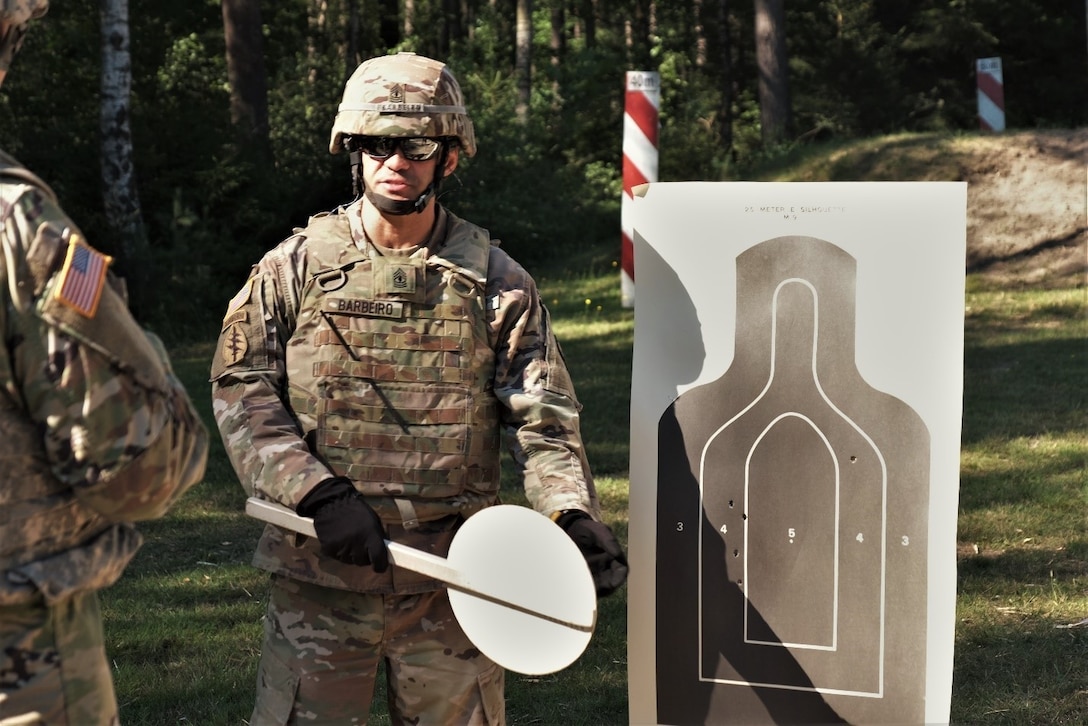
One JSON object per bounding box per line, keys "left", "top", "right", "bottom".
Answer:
{"left": 55, "top": 234, "right": 111, "bottom": 317}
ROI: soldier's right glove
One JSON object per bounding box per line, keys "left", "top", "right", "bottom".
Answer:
{"left": 297, "top": 477, "right": 389, "bottom": 572}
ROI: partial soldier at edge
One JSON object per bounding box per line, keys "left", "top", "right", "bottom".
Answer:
{"left": 0, "top": 2, "right": 210, "bottom": 724}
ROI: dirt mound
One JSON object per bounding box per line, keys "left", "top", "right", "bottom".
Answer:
{"left": 957, "top": 128, "right": 1086, "bottom": 289}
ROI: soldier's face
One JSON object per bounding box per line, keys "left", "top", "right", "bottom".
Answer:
{"left": 362, "top": 142, "right": 459, "bottom": 203}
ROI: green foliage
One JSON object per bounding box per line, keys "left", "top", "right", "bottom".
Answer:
{"left": 0, "top": 0, "right": 1081, "bottom": 340}
{"left": 656, "top": 48, "right": 731, "bottom": 181}
{"left": 442, "top": 22, "right": 625, "bottom": 269}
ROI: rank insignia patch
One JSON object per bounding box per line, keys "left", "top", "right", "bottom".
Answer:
{"left": 389, "top": 265, "right": 416, "bottom": 294}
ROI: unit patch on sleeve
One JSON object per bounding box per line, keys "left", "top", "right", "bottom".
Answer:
{"left": 220, "top": 322, "right": 249, "bottom": 366}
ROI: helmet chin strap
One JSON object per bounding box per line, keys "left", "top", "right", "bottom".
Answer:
{"left": 351, "top": 144, "right": 449, "bottom": 216}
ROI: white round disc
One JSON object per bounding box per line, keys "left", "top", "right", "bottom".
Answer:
{"left": 446, "top": 505, "right": 597, "bottom": 675}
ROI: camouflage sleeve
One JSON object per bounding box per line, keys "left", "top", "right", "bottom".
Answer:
{"left": 486, "top": 247, "right": 601, "bottom": 520}
{"left": 3, "top": 185, "right": 208, "bottom": 522}
{"left": 209, "top": 239, "right": 335, "bottom": 507}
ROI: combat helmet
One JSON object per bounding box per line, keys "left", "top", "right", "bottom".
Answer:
{"left": 330, "top": 52, "right": 476, "bottom": 157}
{"left": 331, "top": 52, "right": 475, "bottom": 215}
{"left": 0, "top": 0, "right": 48, "bottom": 84}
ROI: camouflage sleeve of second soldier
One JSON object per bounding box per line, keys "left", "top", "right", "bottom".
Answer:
{"left": 487, "top": 247, "right": 601, "bottom": 521}
{"left": 4, "top": 185, "right": 209, "bottom": 522}
{"left": 209, "top": 238, "right": 336, "bottom": 507}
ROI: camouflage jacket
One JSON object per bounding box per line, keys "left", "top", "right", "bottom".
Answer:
{"left": 0, "top": 151, "right": 209, "bottom": 606}
{"left": 211, "top": 202, "right": 600, "bottom": 593}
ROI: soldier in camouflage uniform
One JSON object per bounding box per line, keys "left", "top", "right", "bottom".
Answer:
{"left": 211, "top": 52, "right": 628, "bottom": 725}
{"left": 0, "top": 2, "right": 210, "bottom": 725}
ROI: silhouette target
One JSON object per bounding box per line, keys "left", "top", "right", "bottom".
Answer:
{"left": 656, "top": 236, "right": 929, "bottom": 724}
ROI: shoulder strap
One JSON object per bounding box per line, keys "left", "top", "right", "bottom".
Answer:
{"left": 427, "top": 210, "right": 492, "bottom": 284}
{"left": 266, "top": 210, "right": 362, "bottom": 334}
{"left": 300, "top": 210, "right": 367, "bottom": 270}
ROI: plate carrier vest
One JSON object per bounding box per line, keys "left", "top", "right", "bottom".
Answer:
{"left": 284, "top": 211, "right": 502, "bottom": 521}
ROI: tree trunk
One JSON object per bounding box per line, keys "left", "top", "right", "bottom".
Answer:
{"left": 550, "top": 0, "right": 565, "bottom": 67}
{"left": 378, "top": 0, "right": 399, "bottom": 50}
{"left": 515, "top": 0, "right": 532, "bottom": 124}
{"left": 694, "top": 0, "right": 707, "bottom": 67}
{"left": 346, "top": 0, "right": 362, "bottom": 76}
{"left": 462, "top": 0, "right": 476, "bottom": 41}
{"left": 404, "top": 0, "right": 414, "bottom": 38}
{"left": 445, "top": 0, "right": 463, "bottom": 47}
{"left": 305, "top": 0, "right": 327, "bottom": 85}
{"left": 100, "top": 0, "right": 151, "bottom": 311}
{"left": 549, "top": 0, "right": 565, "bottom": 116}
{"left": 630, "top": 0, "right": 652, "bottom": 67}
{"left": 717, "top": 0, "right": 734, "bottom": 156}
{"left": 222, "top": 0, "right": 271, "bottom": 157}
{"left": 754, "top": 0, "right": 790, "bottom": 145}
{"left": 580, "top": 0, "right": 596, "bottom": 49}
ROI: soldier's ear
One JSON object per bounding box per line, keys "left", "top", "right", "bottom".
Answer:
{"left": 443, "top": 147, "right": 459, "bottom": 178}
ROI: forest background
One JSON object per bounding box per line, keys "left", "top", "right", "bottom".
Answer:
{"left": 1, "top": 0, "right": 1085, "bottom": 340}
{"left": 1, "top": 1, "right": 1085, "bottom": 722}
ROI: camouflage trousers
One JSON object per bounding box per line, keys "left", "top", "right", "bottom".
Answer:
{"left": 0, "top": 591, "right": 119, "bottom": 726}
{"left": 251, "top": 575, "right": 505, "bottom": 726}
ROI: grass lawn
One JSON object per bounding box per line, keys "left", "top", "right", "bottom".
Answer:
{"left": 98, "top": 126, "right": 1086, "bottom": 724}
{"left": 102, "top": 262, "right": 1085, "bottom": 724}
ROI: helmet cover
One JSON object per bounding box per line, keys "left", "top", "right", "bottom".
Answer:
{"left": 330, "top": 52, "right": 476, "bottom": 157}
{"left": 0, "top": 0, "right": 48, "bottom": 79}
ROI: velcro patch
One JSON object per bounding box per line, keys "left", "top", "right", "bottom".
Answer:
{"left": 220, "top": 322, "right": 249, "bottom": 366}
{"left": 224, "top": 278, "right": 253, "bottom": 317}
{"left": 326, "top": 297, "right": 404, "bottom": 319}
{"left": 54, "top": 234, "right": 110, "bottom": 318}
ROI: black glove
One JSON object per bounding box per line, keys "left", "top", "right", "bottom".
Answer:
{"left": 297, "top": 477, "right": 389, "bottom": 572}
{"left": 556, "top": 511, "right": 629, "bottom": 598}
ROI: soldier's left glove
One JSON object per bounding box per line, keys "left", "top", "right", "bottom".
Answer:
{"left": 555, "top": 511, "right": 629, "bottom": 598}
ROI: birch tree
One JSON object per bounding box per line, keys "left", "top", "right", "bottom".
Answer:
{"left": 100, "top": 0, "right": 151, "bottom": 309}
{"left": 515, "top": 0, "right": 532, "bottom": 124}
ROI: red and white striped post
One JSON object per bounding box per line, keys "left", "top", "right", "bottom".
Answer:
{"left": 621, "top": 71, "right": 660, "bottom": 309}
{"left": 976, "top": 57, "right": 1005, "bottom": 132}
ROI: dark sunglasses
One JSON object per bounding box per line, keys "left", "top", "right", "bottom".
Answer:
{"left": 352, "top": 136, "right": 446, "bottom": 162}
